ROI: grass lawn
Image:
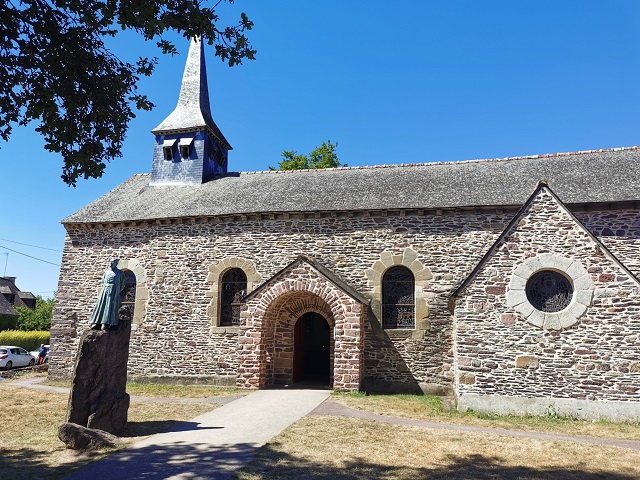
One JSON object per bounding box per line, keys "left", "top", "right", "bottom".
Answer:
{"left": 236, "top": 416, "right": 640, "bottom": 480}
{"left": 236, "top": 393, "right": 640, "bottom": 479}
{"left": 3, "top": 373, "right": 640, "bottom": 480}
{"left": 331, "top": 392, "right": 640, "bottom": 441}
{"left": 0, "top": 377, "right": 219, "bottom": 480}
{"left": 44, "top": 377, "right": 242, "bottom": 398}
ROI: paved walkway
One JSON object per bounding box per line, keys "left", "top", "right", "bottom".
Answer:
{"left": 65, "top": 388, "right": 330, "bottom": 480}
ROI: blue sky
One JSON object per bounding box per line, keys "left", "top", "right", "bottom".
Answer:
{"left": 1, "top": 0, "right": 639, "bottom": 298}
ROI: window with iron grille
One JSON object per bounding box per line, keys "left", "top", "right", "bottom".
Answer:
{"left": 382, "top": 266, "right": 415, "bottom": 329}
{"left": 526, "top": 270, "right": 573, "bottom": 313}
{"left": 220, "top": 268, "right": 247, "bottom": 326}
{"left": 119, "top": 270, "right": 136, "bottom": 320}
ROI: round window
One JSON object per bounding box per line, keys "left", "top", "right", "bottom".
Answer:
{"left": 525, "top": 270, "right": 573, "bottom": 313}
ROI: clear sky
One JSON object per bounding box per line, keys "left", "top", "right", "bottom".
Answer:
{"left": 1, "top": 0, "right": 639, "bottom": 298}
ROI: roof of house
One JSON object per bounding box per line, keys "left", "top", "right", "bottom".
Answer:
{"left": 63, "top": 146, "right": 640, "bottom": 224}
{"left": 0, "top": 294, "right": 17, "bottom": 317}
{"left": 0, "top": 277, "right": 35, "bottom": 309}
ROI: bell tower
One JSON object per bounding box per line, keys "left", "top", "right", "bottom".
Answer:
{"left": 150, "top": 38, "right": 232, "bottom": 185}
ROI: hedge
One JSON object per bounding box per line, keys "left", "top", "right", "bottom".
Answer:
{"left": 0, "top": 330, "right": 50, "bottom": 351}
{"left": 0, "top": 315, "right": 18, "bottom": 331}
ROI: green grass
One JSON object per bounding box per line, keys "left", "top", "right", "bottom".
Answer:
{"left": 331, "top": 392, "right": 640, "bottom": 441}
{"left": 44, "top": 378, "right": 243, "bottom": 398}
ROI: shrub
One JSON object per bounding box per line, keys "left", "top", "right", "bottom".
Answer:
{"left": 0, "top": 330, "right": 50, "bottom": 351}
{"left": 14, "top": 296, "right": 55, "bottom": 331}
{"left": 0, "top": 314, "right": 18, "bottom": 331}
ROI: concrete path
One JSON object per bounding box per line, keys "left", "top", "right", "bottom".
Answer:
{"left": 64, "top": 389, "right": 330, "bottom": 480}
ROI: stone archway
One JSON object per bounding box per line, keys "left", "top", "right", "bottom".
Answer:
{"left": 270, "top": 292, "right": 335, "bottom": 386}
{"left": 237, "top": 256, "right": 368, "bottom": 391}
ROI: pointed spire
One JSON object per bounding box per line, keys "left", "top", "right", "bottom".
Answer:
{"left": 152, "top": 38, "right": 231, "bottom": 149}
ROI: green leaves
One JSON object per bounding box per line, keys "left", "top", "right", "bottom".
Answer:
{"left": 14, "top": 297, "right": 55, "bottom": 332}
{"left": 270, "top": 140, "right": 346, "bottom": 171}
{"left": 0, "top": 0, "right": 256, "bottom": 186}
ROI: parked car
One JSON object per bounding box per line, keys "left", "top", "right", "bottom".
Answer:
{"left": 0, "top": 346, "right": 35, "bottom": 370}
{"left": 30, "top": 344, "right": 50, "bottom": 364}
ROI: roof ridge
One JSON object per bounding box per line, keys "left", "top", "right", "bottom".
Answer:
{"left": 237, "top": 145, "right": 640, "bottom": 175}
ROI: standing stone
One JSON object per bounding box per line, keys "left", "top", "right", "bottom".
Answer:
{"left": 63, "top": 315, "right": 131, "bottom": 436}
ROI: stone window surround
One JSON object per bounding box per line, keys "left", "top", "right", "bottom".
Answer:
{"left": 206, "top": 257, "right": 261, "bottom": 333}
{"left": 507, "top": 253, "right": 593, "bottom": 330}
{"left": 365, "top": 247, "right": 432, "bottom": 338}
{"left": 115, "top": 259, "right": 149, "bottom": 331}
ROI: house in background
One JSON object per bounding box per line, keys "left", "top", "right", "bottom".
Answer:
{"left": 0, "top": 276, "right": 36, "bottom": 310}
{"left": 0, "top": 276, "right": 36, "bottom": 329}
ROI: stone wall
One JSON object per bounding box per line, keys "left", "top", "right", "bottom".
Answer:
{"left": 453, "top": 189, "right": 640, "bottom": 419}
{"left": 49, "top": 204, "right": 640, "bottom": 395}
{"left": 577, "top": 209, "right": 640, "bottom": 277}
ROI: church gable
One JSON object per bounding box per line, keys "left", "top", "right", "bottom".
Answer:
{"left": 452, "top": 182, "right": 640, "bottom": 419}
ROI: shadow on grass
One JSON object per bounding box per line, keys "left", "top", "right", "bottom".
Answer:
{"left": 0, "top": 442, "right": 636, "bottom": 480}
{"left": 239, "top": 448, "right": 638, "bottom": 480}
{"left": 0, "top": 447, "right": 106, "bottom": 480}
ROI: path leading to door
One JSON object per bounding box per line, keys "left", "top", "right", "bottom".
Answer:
{"left": 64, "top": 389, "right": 330, "bottom": 480}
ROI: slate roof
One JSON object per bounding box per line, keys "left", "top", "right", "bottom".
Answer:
{"left": 0, "top": 294, "right": 17, "bottom": 317}
{"left": 63, "top": 147, "right": 640, "bottom": 224}
{"left": 0, "top": 277, "right": 36, "bottom": 309}
{"left": 151, "top": 38, "right": 231, "bottom": 150}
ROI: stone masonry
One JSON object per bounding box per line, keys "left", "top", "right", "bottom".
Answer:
{"left": 50, "top": 201, "right": 640, "bottom": 401}
{"left": 453, "top": 186, "right": 640, "bottom": 420}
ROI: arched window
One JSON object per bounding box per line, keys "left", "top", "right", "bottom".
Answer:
{"left": 382, "top": 266, "right": 415, "bottom": 329}
{"left": 220, "top": 268, "right": 247, "bottom": 326}
{"left": 119, "top": 270, "right": 137, "bottom": 321}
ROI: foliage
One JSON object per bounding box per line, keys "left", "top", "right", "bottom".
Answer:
{"left": 270, "top": 140, "right": 346, "bottom": 171}
{"left": 0, "top": 330, "right": 49, "bottom": 351}
{"left": 0, "top": 0, "right": 255, "bottom": 186}
{"left": 0, "top": 314, "right": 17, "bottom": 331}
{"left": 14, "top": 296, "right": 55, "bottom": 331}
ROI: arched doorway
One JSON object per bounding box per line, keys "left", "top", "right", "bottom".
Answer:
{"left": 292, "top": 312, "right": 331, "bottom": 385}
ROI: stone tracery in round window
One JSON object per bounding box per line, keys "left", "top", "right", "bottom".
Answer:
{"left": 525, "top": 270, "right": 573, "bottom": 313}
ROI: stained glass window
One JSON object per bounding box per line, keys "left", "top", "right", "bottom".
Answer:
{"left": 220, "top": 268, "right": 247, "bottom": 326}
{"left": 382, "top": 266, "right": 415, "bottom": 329}
{"left": 526, "top": 270, "right": 573, "bottom": 313}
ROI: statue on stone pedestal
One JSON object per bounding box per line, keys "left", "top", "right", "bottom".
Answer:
{"left": 90, "top": 259, "right": 125, "bottom": 330}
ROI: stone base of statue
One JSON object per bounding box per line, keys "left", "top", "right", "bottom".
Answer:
{"left": 59, "top": 314, "right": 131, "bottom": 448}
{"left": 58, "top": 422, "right": 124, "bottom": 450}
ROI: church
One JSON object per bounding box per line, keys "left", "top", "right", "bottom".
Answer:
{"left": 49, "top": 39, "right": 640, "bottom": 422}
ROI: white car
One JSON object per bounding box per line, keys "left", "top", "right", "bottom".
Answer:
{"left": 0, "top": 346, "right": 35, "bottom": 370}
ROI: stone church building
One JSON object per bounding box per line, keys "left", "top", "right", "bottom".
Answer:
{"left": 50, "top": 39, "right": 640, "bottom": 421}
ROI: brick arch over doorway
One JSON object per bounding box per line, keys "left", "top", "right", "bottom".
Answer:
{"left": 271, "top": 292, "right": 335, "bottom": 386}
{"left": 237, "top": 257, "right": 367, "bottom": 391}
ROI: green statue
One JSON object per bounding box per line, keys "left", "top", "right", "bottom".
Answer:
{"left": 90, "top": 259, "right": 125, "bottom": 330}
